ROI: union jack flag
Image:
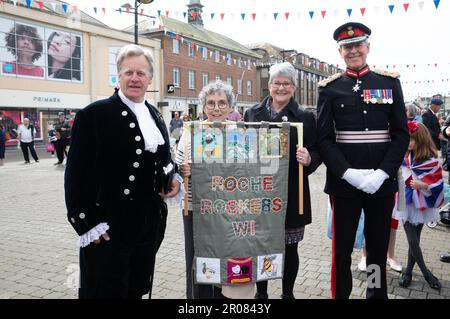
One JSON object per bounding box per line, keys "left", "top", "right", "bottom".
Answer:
{"left": 402, "top": 152, "right": 444, "bottom": 212}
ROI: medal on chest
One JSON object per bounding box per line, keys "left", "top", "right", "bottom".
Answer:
{"left": 363, "top": 89, "right": 394, "bottom": 104}
{"left": 352, "top": 80, "right": 362, "bottom": 93}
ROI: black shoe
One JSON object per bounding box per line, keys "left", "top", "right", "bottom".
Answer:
{"left": 440, "top": 253, "right": 450, "bottom": 263}
{"left": 35, "top": 160, "right": 39, "bottom": 163}
{"left": 24, "top": 161, "right": 30, "bottom": 164}
{"left": 54, "top": 162, "right": 63, "bottom": 165}
{"left": 399, "top": 273, "right": 412, "bottom": 288}
{"left": 281, "top": 293, "right": 295, "bottom": 299}
{"left": 254, "top": 291, "right": 268, "bottom": 299}
{"left": 424, "top": 272, "right": 441, "bottom": 290}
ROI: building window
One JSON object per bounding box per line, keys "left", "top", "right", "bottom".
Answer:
{"left": 215, "top": 50, "right": 220, "bottom": 63}
{"left": 226, "top": 53, "right": 231, "bottom": 66}
{"left": 202, "top": 73, "right": 208, "bottom": 87}
{"left": 0, "top": 18, "right": 83, "bottom": 82}
{"left": 237, "top": 58, "right": 241, "bottom": 68}
{"left": 215, "top": 74, "right": 221, "bottom": 81}
{"left": 202, "top": 47, "right": 208, "bottom": 60}
{"left": 188, "top": 44, "right": 195, "bottom": 57}
{"left": 247, "top": 59, "right": 251, "bottom": 70}
{"left": 226, "top": 77, "right": 232, "bottom": 86}
{"left": 173, "top": 67, "right": 180, "bottom": 87}
{"left": 173, "top": 39, "right": 179, "bottom": 54}
{"left": 246, "top": 80, "right": 252, "bottom": 96}
{"left": 108, "top": 47, "right": 121, "bottom": 86}
{"left": 237, "top": 79, "right": 242, "bottom": 95}
{"left": 188, "top": 70, "right": 195, "bottom": 89}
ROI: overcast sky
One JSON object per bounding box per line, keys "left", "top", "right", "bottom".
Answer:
{"left": 63, "top": 0, "right": 450, "bottom": 102}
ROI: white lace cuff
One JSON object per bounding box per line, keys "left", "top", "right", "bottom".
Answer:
{"left": 164, "top": 173, "right": 185, "bottom": 206}
{"left": 79, "top": 222, "right": 110, "bottom": 248}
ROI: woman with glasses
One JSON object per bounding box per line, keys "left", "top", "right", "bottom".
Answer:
{"left": 244, "top": 62, "right": 321, "bottom": 299}
{"left": 175, "top": 80, "right": 255, "bottom": 299}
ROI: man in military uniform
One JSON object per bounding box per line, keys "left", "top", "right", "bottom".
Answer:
{"left": 65, "top": 44, "right": 179, "bottom": 298}
{"left": 316, "top": 22, "right": 409, "bottom": 299}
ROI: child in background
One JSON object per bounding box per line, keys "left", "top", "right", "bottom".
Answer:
{"left": 394, "top": 121, "right": 443, "bottom": 290}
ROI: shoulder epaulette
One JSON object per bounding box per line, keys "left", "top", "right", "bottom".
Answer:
{"left": 318, "top": 73, "right": 343, "bottom": 87}
{"left": 372, "top": 69, "right": 400, "bottom": 79}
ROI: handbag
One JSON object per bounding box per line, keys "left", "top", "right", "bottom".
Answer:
{"left": 161, "top": 162, "right": 176, "bottom": 194}
{"left": 45, "top": 142, "right": 55, "bottom": 153}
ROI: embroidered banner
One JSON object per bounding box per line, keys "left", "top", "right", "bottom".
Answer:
{"left": 191, "top": 123, "right": 290, "bottom": 285}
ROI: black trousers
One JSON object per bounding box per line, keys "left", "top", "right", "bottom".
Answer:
{"left": 55, "top": 138, "right": 69, "bottom": 163}
{"left": 20, "top": 141, "right": 39, "bottom": 162}
{"left": 78, "top": 202, "right": 161, "bottom": 299}
{"left": 330, "top": 194, "right": 394, "bottom": 299}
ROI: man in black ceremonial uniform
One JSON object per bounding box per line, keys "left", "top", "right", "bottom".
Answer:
{"left": 65, "top": 44, "right": 179, "bottom": 299}
{"left": 316, "top": 22, "right": 409, "bottom": 299}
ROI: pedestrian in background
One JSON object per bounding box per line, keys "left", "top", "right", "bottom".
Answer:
{"left": 316, "top": 22, "right": 409, "bottom": 299}
{"left": 54, "top": 112, "right": 70, "bottom": 165}
{"left": 422, "top": 98, "right": 443, "bottom": 151}
{"left": 0, "top": 124, "right": 6, "bottom": 166}
{"left": 17, "top": 118, "right": 39, "bottom": 164}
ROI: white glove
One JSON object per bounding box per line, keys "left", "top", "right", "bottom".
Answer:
{"left": 17, "top": 142, "right": 20, "bottom": 149}
{"left": 342, "top": 168, "right": 374, "bottom": 189}
{"left": 358, "top": 169, "right": 389, "bottom": 194}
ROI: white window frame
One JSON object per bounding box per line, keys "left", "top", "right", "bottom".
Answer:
{"left": 202, "top": 73, "right": 209, "bottom": 87}
{"left": 215, "top": 74, "right": 221, "bottom": 81}
{"left": 188, "top": 44, "right": 195, "bottom": 57}
{"left": 226, "top": 77, "right": 232, "bottom": 86}
{"left": 173, "top": 39, "right": 179, "bottom": 54}
{"left": 226, "top": 53, "right": 231, "bottom": 66}
{"left": 237, "top": 79, "right": 242, "bottom": 95}
{"left": 173, "top": 67, "right": 180, "bottom": 87}
{"left": 246, "top": 80, "right": 252, "bottom": 96}
{"left": 188, "top": 70, "right": 195, "bottom": 89}
{"left": 215, "top": 50, "right": 220, "bottom": 63}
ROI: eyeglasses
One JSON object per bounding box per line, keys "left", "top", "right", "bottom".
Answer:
{"left": 205, "top": 100, "right": 229, "bottom": 110}
{"left": 341, "top": 42, "right": 366, "bottom": 51}
{"left": 271, "top": 82, "right": 292, "bottom": 89}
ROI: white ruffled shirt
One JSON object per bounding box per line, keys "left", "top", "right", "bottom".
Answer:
{"left": 79, "top": 90, "right": 167, "bottom": 247}
{"left": 118, "top": 89, "right": 165, "bottom": 153}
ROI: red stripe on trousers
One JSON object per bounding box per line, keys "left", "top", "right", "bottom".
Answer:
{"left": 331, "top": 195, "right": 336, "bottom": 299}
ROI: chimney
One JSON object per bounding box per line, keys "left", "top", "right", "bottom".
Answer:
{"left": 187, "top": 0, "right": 204, "bottom": 27}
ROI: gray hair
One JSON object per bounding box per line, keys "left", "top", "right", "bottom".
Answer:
{"left": 269, "top": 62, "right": 297, "bottom": 87}
{"left": 116, "top": 44, "right": 154, "bottom": 77}
{"left": 199, "top": 80, "right": 235, "bottom": 109}
{"left": 406, "top": 103, "right": 418, "bottom": 118}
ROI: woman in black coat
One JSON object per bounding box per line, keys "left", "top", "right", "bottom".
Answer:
{"left": 244, "top": 62, "right": 321, "bottom": 299}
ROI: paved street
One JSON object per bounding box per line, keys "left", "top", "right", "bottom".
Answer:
{"left": 0, "top": 151, "right": 449, "bottom": 299}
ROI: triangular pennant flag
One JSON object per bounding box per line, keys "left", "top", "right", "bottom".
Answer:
{"left": 347, "top": 8, "right": 352, "bottom": 17}
{"left": 210, "top": 13, "right": 215, "bottom": 20}
{"left": 230, "top": 13, "right": 235, "bottom": 20}
{"left": 262, "top": 12, "right": 268, "bottom": 21}
{"left": 434, "top": 0, "right": 440, "bottom": 9}
{"left": 102, "top": 8, "right": 106, "bottom": 14}
{"left": 118, "top": 8, "right": 122, "bottom": 14}
{"left": 12, "top": 0, "right": 17, "bottom": 6}
{"left": 360, "top": 8, "right": 366, "bottom": 16}
{"left": 309, "top": 11, "right": 314, "bottom": 19}
{"left": 435, "top": 63, "right": 438, "bottom": 67}
{"left": 241, "top": 13, "right": 246, "bottom": 20}
{"left": 251, "top": 13, "right": 256, "bottom": 20}
{"left": 333, "top": 9, "right": 338, "bottom": 17}
{"left": 37, "top": 1, "right": 43, "bottom": 11}
{"left": 93, "top": 7, "right": 97, "bottom": 14}
{"left": 125, "top": 7, "right": 130, "bottom": 14}
{"left": 50, "top": 2, "right": 56, "bottom": 11}
{"left": 321, "top": 10, "right": 326, "bottom": 18}
{"left": 388, "top": 5, "right": 395, "bottom": 14}
{"left": 25, "top": 0, "right": 31, "bottom": 8}
{"left": 166, "top": 10, "right": 169, "bottom": 17}
{"left": 403, "top": 3, "right": 409, "bottom": 12}
{"left": 220, "top": 13, "right": 225, "bottom": 20}
{"left": 174, "top": 11, "right": 179, "bottom": 17}
{"left": 296, "top": 12, "right": 301, "bottom": 20}
{"left": 157, "top": 10, "right": 161, "bottom": 17}
{"left": 418, "top": 1, "right": 424, "bottom": 10}
{"left": 183, "top": 11, "right": 187, "bottom": 18}
{"left": 374, "top": 6, "right": 381, "bottom": 14}
{"left": 73, "top": 5, "right": 78, "bottom": 13}
{"left": 285, "top": 12, "right": 290, "bottom": 20}
{"left": 273, "top": 12, "right": 278, "bottom": 20}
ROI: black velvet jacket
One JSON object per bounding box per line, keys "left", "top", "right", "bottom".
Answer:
{"left": 65, "top": 91, "right": 170, "bottom": 236}
{"left": 244, "top": 96, "right": 321, "bottom": 229}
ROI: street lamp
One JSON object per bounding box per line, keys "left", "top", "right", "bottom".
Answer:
{"left": 121, "top": 0, "right": 154, "bottom": 45}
